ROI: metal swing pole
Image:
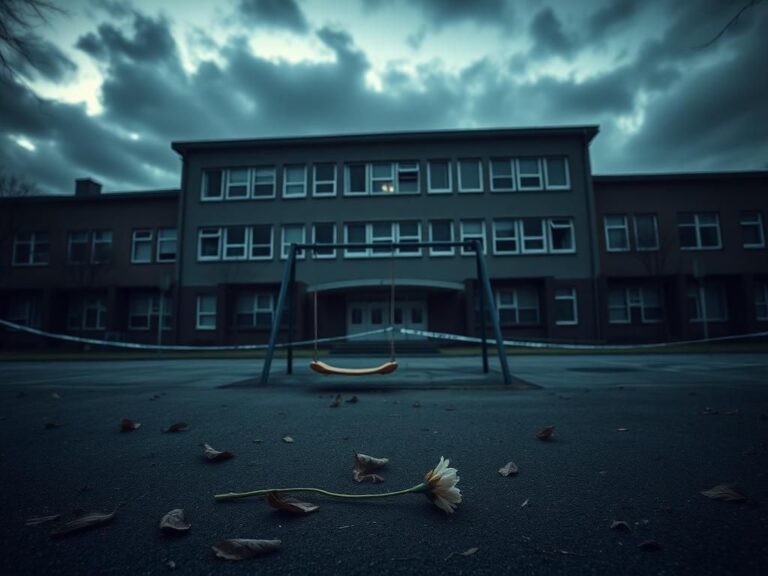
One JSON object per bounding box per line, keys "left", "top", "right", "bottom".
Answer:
{"left": 259, "top": 244, "right": 296, "bottom": 386}
{"left": 474, "top": 242, "right": 489, "bottom": 373}
{"left": 287, "top": 246, "right": 296, "bottom": 375}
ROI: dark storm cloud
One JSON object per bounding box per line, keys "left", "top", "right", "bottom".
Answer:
{"left": 12, "top": 34, "right": 78, "bottom": 82}
{"left": 588, "top": 0, "right": 639, "bottom": 38}
{"left": 365, "top": 0, "right": 513, "bottom": 29}
{"left": 528, "top": 7, "right": 576, "bottom": 57}
{"left": 76, "top": 12, "right": 177, "bottom": 63}
{"left": 237, "top": 0, "right": 309, "bottom": 33}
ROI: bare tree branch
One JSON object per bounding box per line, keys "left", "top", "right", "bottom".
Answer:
{"left": 695, "top": 0, "right": 764, "bottom": 49}
{"left": 0, "top": 0, "right": 63, "bottom": 82}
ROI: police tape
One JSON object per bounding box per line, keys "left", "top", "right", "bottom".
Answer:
{"left": 0, "top": 319, "right": 392, "bottom": 351}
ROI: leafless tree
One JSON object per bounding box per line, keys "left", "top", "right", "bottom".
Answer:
{"left": 0, "top": 0, "right": 63, "bottom": 82}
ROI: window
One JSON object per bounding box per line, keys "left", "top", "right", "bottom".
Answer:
{"left": 496, "top": 287, "right": 540, "bottom": 324}
{"left": 370, "top": 163, "right": 395, "bottom": 194}
{"left": 128, "top": 294, "right": 172, "bottom": 330}
{"left": 313, "top": 164, "right": 337, "bottom": 197}
{"left": 344, "top": 223, "right": 367, "bottom": 257}
{"left": 201, "top": 169, "right": 223, "bottom": 200}
{"left": 396, "top": 221, "right": 421, "bottom": 255}
{"left": 371, "top": 221, "right": 394, "bottom": 255}
{"left": 517, "top": 158, "right": 543, "bottom": 190}
{"left": 521, "top": 218, "right": 546, "bottom": 253}
{"left": 12, "top": 232, "right": 49, "bottom": 266}
{"left": 68, "top": 231, "right": 90, "bottom": 263}
{"left": 225, "top": 168, "right": 249, "bottom": 199}
{"left": 281, "top": 224, "right": 305, "bottom": 259}
{"left": 396, "top": 162, "right": 419, "bottom": 193}
{"left": 283, "top": 165, "right": 307, "bottom": 198}
{"left": 548, "top": 219, "right": 575, "bottom": 253}
{"left": 741, "top": 211, "right": 765, "bottom": 249}
{"left": 634, "top": 214, "right": 659, "bottom": 251}
{"left": 755, "top": 282, "right": 768, "bottom": 320}
{"left": 223, "top": 226, "right": 248, "bottom": 260}
{"left": 544, "top": 157, "right": 570, "bottom": 189}
{"left": 490, "top": 159, "right": 515, "bottom": 192}
{"left": 312, "top": 223, "right": 336, "bottom": 258}
{"left": 458, "top": 159, "right": 482, "bottom": 192}
{"left": 198, "top": 227, "right": 222, "bottom": 261}
{"left": 345, "top": 163, "right": 368, "bottom": 195}
{"left": 67, "top": 295, "right": 106, "bottom": 330}
{"left": 687, "top": 284, "right": 727, "bottom": 322}
{"left": 678, "top": 213, "right": 721, "bottom": 250}
{"left": 236, "top": 292, "right": 273, "bottom": 328}
{"left": 91, "top": 231, "right": 112, "bottom": 263}
{"left": 608, "top": 287, "right": 664, "bottom": 324}
{"left": 429, "top": 220, "right": 454, "bottom": 255}
{"left": 249, "top": 225, "right": 273, "bottom": 260}
{"left": 156, "top": 228, "right": 177, "bottom": 262}
{"left": 460, "top": 220, "right": 486, "bottom": 254}
{"left": 604, "top": 215, "right": 630, "bottom": 252}
{"left": 493, "top": 219, "right": 518, "bottom": 254}
{"left": 555, "top": 288, "right": 578, "bottom": 325}
{"left": 196, "top": 295, "right": 217, "bottom": 330}
{"left": 250, "top": 167, "right": 275, "bottom": 198}
{"left": 428, "top": 160, "right": 452, "bottom": 193}
{"left": 132, "top": 230, "right": 154, "bottom": 263}
{"left": 7, "top": 294, "right": 40, "bottom": 327}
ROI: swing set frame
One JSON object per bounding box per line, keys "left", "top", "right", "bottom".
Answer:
{"left": 258, "top": 239, "right": 512, "bottom": 386}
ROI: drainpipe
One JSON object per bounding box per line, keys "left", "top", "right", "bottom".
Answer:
{"left": 581, "top": 128, "right": 602, "bottom": 342}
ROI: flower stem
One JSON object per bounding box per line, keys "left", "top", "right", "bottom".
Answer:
{"left": 215, "top": 483, "right": 426, "bottom": 502}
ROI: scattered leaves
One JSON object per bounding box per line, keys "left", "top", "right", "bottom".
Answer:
{"left": 212, "top": 539, "right": 281, "bottom": 560}
{"left": 330, "top": 394, "right": 342, "bottom": 408}
{"left": 120, "top": 418, "right": 141, "bottom": 432}
{"left": 637, "top": 539, "right": 661, "bottom": 552}
{"left": 25, "top": 514, "right": 60, "bottom": 526}
{"left": 282, "top": 436, "right": 294, "bottom": 443}
{"left": 353, "top": 452, "right": 389, "bottom": 483}
{"left": 700, "top": 484, "right": 748, "bottom": 502}
{"left": 498, "top": 461, "right": 519, "bottom": 477}
{"left": 44, "top": 421, "right": 63, "bottom": 429}
{"left": 536, "top": 426, "right": 555, "bottom": 441}
{"left": 267, "top": 492, "right": 319, "bottom": 514}
{"left": 159, "top": 509, "right": 191, "bottom": 533}
{"left": 202, "top": 443, "right": 234, "bottom": 462}
{"left": 49, "top": 504, "right": 121, "bottom": 538}
{"left": 346, "top": 395, "right": 359, "bottom": 404}
{"left": 163, "top": 422, "right": 188, "bottom": 433}
{"left": 610, "top": 520, "right": 631, "bottom": 533}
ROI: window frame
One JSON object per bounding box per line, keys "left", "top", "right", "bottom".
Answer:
{"left": 548, "top": 218, "right": 576, "bottom": 254}
{"left": 12, "top": 231, "right": 49, "bottom": 266}
{"left": 281, "top": 224, "right": 306, "bottom": 260}
{"left": 312, "top": 223, "right": 337, "bottom": 259}
{"left": 740, "top": 211, "right": 765, "bottom": 249}
{"left": 67, "top": 295, "right": 106, "bottom": 330}
{"left": 131, "top": 229, "right": 154, "bottom": 264}
{"left": 223, "top": 226, "right": 248, "bottom": 261}
{"left": 344, "top": 223, "right": 368, "bottom": 257}
{"left": 201, "top": 169, "right": 223, "bottom": 201}
{"left": 520, "top": 218, "right": 547, "bottom": 254}
{"left": 604, "top": 215, "right": 630, "bottom": 252}
{"left": 395, "top": 221, "right": 422, "bottom": 256}
{"left": 236, "top": 292, "right": 274, "bottom": 329}
{"left": 312, "top": 163, "right": 337, "bottom": 197}
{"left": 543, "top": 157, "right": 570, "bottom": 190}
{"left": 283, "top": 165, "right": 308, "bottom": 198}
{"left": 460, "top": 219, "right": 486, "bottom": 255}
{"left": 516, "top": 158, "right": 544, "bottom": 191}
{"left": 249, "top": 224, "right": 273, "bottom": 260}
{"left": 678, "top": 212, "right": 722, "bottom": 250}
{"left": 395, "top": 161, "right": 420, "bottom": 195}
{"left": 555, "top": 287, "right": 578, "bottom": 325}
{"left": 496, "top": 287, "right": 540, "bottom": 325}
{"left": 755, "top": 281, "right": 768, "bottom": 321}
{"left": 67, "top": 231, "right": 90, "bottom": 264}
{"left": 492, "top": 219, "right": 518, "bottom": 255}
{"left": 634, "top": 214, "right": 660, "bottom": 251}
{"left": 427, "top": 160, "right": 452, "bottom": 193}
{"left": 225, "top": 168, "right": 250, "bottom": 200}
{"left": 90, "top": 230, "right": 112, "bottom": 264}
{"left": 370, "top": 162, "right": 395, "bottom": 195}
{"left": 252, "top": 166, "right": 277, "bottom": 199}
{"left": 429, "top": 220, "right": 455, "bottom": 256}
{"left": 156, "top": 228, "right": 177, "bottom": 262}
{"left": 196, "top": 294, "right": 217, "bottom": 331}
{"left": 490, "top": 158, "right": 516, "bottom": 192}
{"left": 687, "top": 284, "right": 728, "bottom": 322}
{"left": 458, "top": 159, "right": 483, "bottom": 193}
{"left": 197, "top": 227, "right": 222, "bottom": 261}
{"left": 344, "top": 163, "right": 369, "bottom": 196}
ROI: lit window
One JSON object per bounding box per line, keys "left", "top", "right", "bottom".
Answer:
{"left": 196, "top": 295, "right": 217, "bottom": 330}
{"left": 490, "top": 159, "right": 515, "bottom": 192}
{"left": 740, "top": 211, "right": 765, "bottom": 249}
{"left": 458, "top": 159, "right": 482, "bottom": 192}
{"left": 312, "top": 223, "right": 336, "bottom": 258}
{"left": 604, "top": 215, "right": 630, "bottom": 252}
{"left": 156, "top": 228, "right": 177, "bottom": 262}
{"left": 678, "top": 213, "right": 721, "bottom": 250}
{"left": 198, "top": 227, "right": 222, "bottom": 261}
{"left": 281, "top": 224, "right": 305, "bottom": 259}
{"left": 634, "top": 214, "right": 659, "bottom": 251}
{"left": 371, "top": 163, "right": 395, "bottom": 194}
{"left": 517, "top": 158, "right": 543, "bottom": 190}
{"left": 249, "top": 224, "right": 273, "bottom": 260}
{"left": 132, "top": 230, "right": 153, "bottom": 263}
{"left": 427, "top": 160, "right": 452, "bottom": 193}
{"left": 544, "top": 157, "right": 570, "bottom": 189}
{"left": 283, "top": 165, "right": 307, "bottom": 198}
{"left": 313, "top": 164, "right": 337, "bottom": 197}
{"left": 12, "top": 232, "right": 49, "bottom": 266}
{"left": 429, "top": 220, "right": 454, "bottom": 255}
{"left": 555, "top": 288, "right": 578, "bottom": 325}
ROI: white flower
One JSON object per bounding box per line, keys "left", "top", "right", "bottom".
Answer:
{"left": 423, "top": 457, "right": 461, "bottom": 514}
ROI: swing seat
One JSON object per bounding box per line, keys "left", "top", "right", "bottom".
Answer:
{"left": 309, "top": 360, "right": 398, "bottom": 376}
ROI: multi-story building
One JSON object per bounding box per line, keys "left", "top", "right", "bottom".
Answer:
{"left": 1, "top": 127, "right": 766, "bottom": 350}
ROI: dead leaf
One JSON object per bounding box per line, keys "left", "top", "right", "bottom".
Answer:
{"left": 267, "top": 492, "right": 319, "bottom": 514}
{"left": 163, "top": 422, "right": 188, "bottom": 433}
{"left": 637, "top": 539, "right": 661, "bottom": 552}
{"left": 610, "top": 520, "right": 631, "bottom": 533}
{"left": 120, "top": 418, "right": 141, "bottom": 432}
{"left": 498, "top": 461, "right": 519, "bottom": 476}
{"left": 202, "top": 443, "right": 234, "bottom": 462}
{"left": 330, "top": 394, "right": 342, "bottom": 408}
{"left": 212, "top": 539, "right": 281, "bottom": 560}
{"left": 460, "top": 547, "right": 479, "bottom": 556}
{"left": 282, "top": 436, "right": 294, "bottom": 443}
{"left": 159, "top": 509, "right": 191, "bottom": 532}
{"left": 346, "top": 395, "right": 359, "bottom": 403}
{"left": 536, "top": 426, "right": 555, "bottom": 440}
{"left": 700, "top": 484, "right": 748, "bottom": 502}
{"left": 25, "top": 514, "right": 60, "bottom": 526}
{"left": 353, "top": 453, "right": 389, "bottom": 483}
{"left": 520, "top": 498, "right": 529, "bottom": 507}
{"left": 45, "top": 421, "right": 63, "bottom": 429}
{"left": 49, "top": 504, "right": 121, "bottom": 538}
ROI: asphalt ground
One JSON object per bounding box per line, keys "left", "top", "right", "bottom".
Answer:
{"left": 1, "top": 354, "right": 767, "bottom": 576}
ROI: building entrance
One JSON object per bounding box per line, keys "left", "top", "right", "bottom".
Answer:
{"left": 346, "top": 297, "right": 427, "bottom": 340}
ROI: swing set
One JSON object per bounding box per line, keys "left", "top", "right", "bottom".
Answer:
{"left": 258, "top": 239, "right": 512, "bottom": 386}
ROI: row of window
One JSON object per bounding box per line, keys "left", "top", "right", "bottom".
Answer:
{"left": 195, "top": 218, "right": 578, "bottom": 262}
{"left": 607, "top": 284, "right": 740, "bottom": 324}
{"left": 200, "top": 156, "right": 571, "bottom": 201}
{"left": 11, "top": 229, "right": 178, "bottom": 266}
{"left": 604, "top": 211, "right": 766, "bottom": 252}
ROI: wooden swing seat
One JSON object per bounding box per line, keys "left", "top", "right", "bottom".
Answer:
{"left": 309, "top": 360, "right": 398, "bottom": 376}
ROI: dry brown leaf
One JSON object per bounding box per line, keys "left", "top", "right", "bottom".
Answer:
{"left": 536, "top": 426, "right": 555, "bottom": 440}
{"left": 267, "top": 492, "right": 319, "bottom": 514}
{"left": 159, "top": 509, "right": 191, "bottom": 532}
{"left": 202, "top": 443, "right": 234, "bottom": 462}
{"left": 346, "top": 395, "right": 359, "bottom": 403}
{"left": 163, "top": 422, "right": 188, "bottom": 433}
{"left": 25, "top": 514, "right": 60, "bottom": 526}
{"left": 330, "top": 394, "right": 342, "bottom": 408}
{"left": 353, "top": 453, "right": 389, "bottom": 483}
{"left": 637, "top": 539, "right": 661, "bottom": 552}
{"left": 49, "top": 504, "right": 121, "bottom": 538}
{"left": 212, "top": 539, "right": 281, "bottom": 560}
{"left": 610, "top": 520, "right": 631, "bottom": 533}
{"left": 700, "top": 484, "right": 747, "bottom": 502}
{"left": 282, "top": 436, "right": 294, "bottom": 443}
{"left": 498, "top": 461, "right": 519, "bottom": 477}
{"left": 120, "top": 418, "right": 141, "bottom": 432}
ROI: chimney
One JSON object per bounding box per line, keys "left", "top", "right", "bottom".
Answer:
{"left": 75, "top": 178, "right": 102, "bottom": 197}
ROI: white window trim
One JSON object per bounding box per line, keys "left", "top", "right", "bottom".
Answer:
{"left": 427, "top": 160, "right": 453, "bottom": 194}
{"left": 201, "top": 170, "right": 223, "bottom": 201}
{"left": 251, "top": 167, "right": 277, "bottom": 199}
{"left": 543, "top": 157, "right": 571, "bottom": 190}
{"left": 236, "top": 292, "right": 275, "bottom": 328}
{"left": 249, "top": 225, "right": 274, "bottom": 261}
{"left": 429, "top": 220, "right": 454, "bottom": 256}
{"left": 312, "top": 223, "right": 337, "bottom": 259}
{"left": 370, "top": 162, "right": 395, "bottom": 195}
{"left": 495, "top": 288, "right": 540, "bottom": 325}
{"left": 492, "top": 219, "right": 519, "bottom": 255}
{"left": 281, "top": 224, "right": 306, "bottom": 259}
{"left": 283, "top": 165, "right": 308, "bottom": 198}
{"left": 633, "top": 214, "right": 659, "bottom": 251}
{"left": 196, "top": 295, "right": 217, "bottom": 331}
{"left": 516, "top": 158, "right": 544, "bottom": 191}
{"left": 128, "top": 294, "right": 153, "bottom": 331}
{"left": 344, "top": 224, "right": 368, "bottom": 257}
{"left": 91, "top": 230, "right": 112, "bottom": 264}
{"left": 131, "top": 229, "right": 154, "bottom": 264}
{"left": 458, "top": 159, "right": 483, "bottom": 193}
{"left": 490, "top": 159, "right": 516, "bottom": 192}
{"left": 225, "top": 168, "right": 250, "bottom": 200}
{"left": 156, "top": 228, "right": 177, "bottom": 262}
{"left": 548, "top": 218, "right": 576, "bottom": 254}
{"left": 679, "top": 213, "right": 722, "bottom": 251}
{"left": 604, "top": 215, "right": 630, "bottom": 252}
{"left": 344, "top": 163, "right": 369, "bottom": 196}
{"left": 198, "top": 227, "right": 222, "bottom": 261}
{"left": 608, "top": 287, "right": 664, "bottom": 324}
{"left": 521, "top": 218, "right": 547, "bottom": 254}
{"left": 741, "top": 212, "right": 765, "bottom": 249}
{"left": 395, "top": 222, "right": 422, "bottom": 257}
{"left": 223, "top": 226, "right": 248, "bottom": 261}
{"left": 555, "top": 288, "right": 578, "bottom": 325}
{"left": 460, "top": 220, "right": 486, "bottom": 255}
{"left": 12, "top": 232, "right": 49, "bottom": 267}
{"left": 395, "top": 161, "right": 420, "bottom": 195}
{"left": 312, "top": 164, "right": 337, "bottom": 197}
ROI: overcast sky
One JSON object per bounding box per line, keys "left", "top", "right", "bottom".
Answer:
{"left": 1, "top": 0, "right": 766, "bottom": 194}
